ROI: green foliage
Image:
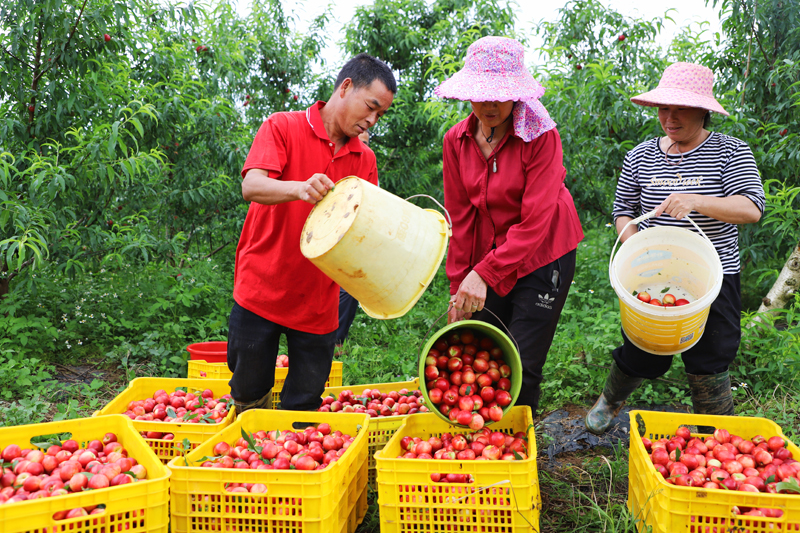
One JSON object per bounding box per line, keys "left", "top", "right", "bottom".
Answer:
{"left": 0, "top": 396, "right": 51, "bottom": 427}
{"left": 342, "top": 0, "right": 518, "bottom": 200}
{"left": 0, "top": 0, "right": 331, "bottom": 303}
{"left": 513, "top": 0, "right": 670, "bottom": 216}
{"left": 738, "top": 297, "right": 800, "bottom": 382}
{"left": 0, "top": 351, "right": 53, "bottom": 401}
{"left": 741, "top": 180, "right": 800, "bottom": 305}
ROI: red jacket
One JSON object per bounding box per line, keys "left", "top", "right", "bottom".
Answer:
{"left": 443, "top": 114, "right": 584, "bottom": 297}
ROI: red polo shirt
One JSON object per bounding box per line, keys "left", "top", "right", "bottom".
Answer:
{"left": 443, "top": 114, "right": 584, "bottom": 297}
{"left": 235, "top": 102, "right": 379, "bottom": 334}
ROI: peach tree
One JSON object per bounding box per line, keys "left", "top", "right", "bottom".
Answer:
{"left": 0, "top": 0, "right": 327, "bottom": 304}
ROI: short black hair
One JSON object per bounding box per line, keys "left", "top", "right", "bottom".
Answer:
{"left": 334, "top": 53, "right": 397, "bottom": 94}
{"left": 703, "top": 111, "right": 712, "bottom": 128}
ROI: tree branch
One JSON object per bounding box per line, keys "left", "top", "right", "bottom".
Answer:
{"left": 4, "top": 256, "right": 37, "bottom": 284}
{"left": 738, "top": 0, "right": 775, "bottom": 70}
{"left": 204, "top": 241, "right": 232, "bottom": 260}
{"left": 28, "top": 21, "right": 44, "bottom": 130}
{"left": 740, "top": 0, "right": 757, "bottom": 106}
{"left": 36, "top": 0, "right": 91, "bottom": 80}
{"left": 1, "top": 47, "right": 33, "bottom": 70}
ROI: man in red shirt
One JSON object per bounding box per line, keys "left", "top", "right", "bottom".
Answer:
{"left": 229, "top": 54, "right": 396, "bottom": 413}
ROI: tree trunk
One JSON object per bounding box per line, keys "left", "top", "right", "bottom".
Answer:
{"left": 0, "top": 260, "right": 8, "bottom": 301}
{"left": 751, "top": 239, "right": 800, "bottom": 324}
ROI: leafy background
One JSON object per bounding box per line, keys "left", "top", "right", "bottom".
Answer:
{"left": 1, "top": 0, "right": 798, "bottom": 529}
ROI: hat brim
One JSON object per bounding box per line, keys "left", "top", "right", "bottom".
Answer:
{"left": 434, "top": 69, "right": 545, "bottom": 102}
{"left": 631, "top": 87, "right": 729, "bottom": 116}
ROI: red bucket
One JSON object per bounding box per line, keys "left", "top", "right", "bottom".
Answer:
{"left": 186, "top": 341, "right": 227, "bottom": 363}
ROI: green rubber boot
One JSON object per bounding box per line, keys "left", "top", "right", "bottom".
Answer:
{"left": 585, "top": 362, "right": 644, "bottom": 435}
{"left": 233, "top": 388, "right": 273, "bottom": 415}
{"left": 687, "top": 371, "right": 734, "bottom": 434}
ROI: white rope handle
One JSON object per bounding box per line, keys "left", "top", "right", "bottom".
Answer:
{"left": 405, "top": 194, "right": 452, "bottom": 229}
{"left": 608, "top": 210, "right": 714, "bottom": 277}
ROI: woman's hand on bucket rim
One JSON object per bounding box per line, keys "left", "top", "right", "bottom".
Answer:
{"left": 452, "top": 271, "right": 487, "bottom": 313}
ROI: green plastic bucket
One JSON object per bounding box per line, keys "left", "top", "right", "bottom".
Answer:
{"left": 418, "top": 320, "right": 523, "bottom": 426}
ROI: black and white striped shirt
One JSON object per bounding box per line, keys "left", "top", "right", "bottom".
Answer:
{"left": 613, "top": 132, "right": 765, "bottom": 274}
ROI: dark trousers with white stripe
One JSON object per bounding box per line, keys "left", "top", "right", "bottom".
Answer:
{"left": 471, "top": 249, "right": 577, "bottom": 415}
{"left": 613, "top": 273, "right": 741, "bottom": 377}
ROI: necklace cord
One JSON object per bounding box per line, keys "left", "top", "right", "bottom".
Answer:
{"left": 666, "top": 141, "right": 684, "bottom": 166}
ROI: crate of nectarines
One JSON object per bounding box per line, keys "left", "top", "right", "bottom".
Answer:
{"left": 629, "top": 410, "right": 800, "bottom": 533}
{"left": 0, "top": 414, "right": 170, "bottom": 533}
{"left": 374, "top": 406, "right": 540, "bottom": 533}
{"left": 167, "top": 409, "right": 370, "bottom": 533}
{"left": 93, "top": 377, "right": 236, "bottom": 464}
{"left": 320, "top": 378, "right": 424, "bottom": 489}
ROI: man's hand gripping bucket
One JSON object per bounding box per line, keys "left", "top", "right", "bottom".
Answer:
{"left": 608, "top": 210, "right": 724, "bottom": 356}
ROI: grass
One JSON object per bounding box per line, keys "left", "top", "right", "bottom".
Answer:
{"left": 538, "top": 445, "right": 641, "bottom": 533}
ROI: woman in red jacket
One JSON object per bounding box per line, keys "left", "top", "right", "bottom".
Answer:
{"left": 434, "top": 36, "right": 584, "bottom": 414}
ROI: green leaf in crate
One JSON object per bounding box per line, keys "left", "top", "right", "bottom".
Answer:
{"left": 241, "top": 429, "right": 263, "bottom": 455}
{"left": 776, "top": 477, "right": 800, "bottom": 494}
{"left": 32, "top": 440, "right": 63, "bottom": 450}
{"left": 173, "top": 438, "right": 194, "bottom": 466}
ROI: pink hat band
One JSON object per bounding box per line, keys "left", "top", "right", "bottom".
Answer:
{"left": 433, "top": 36, "right": 544, "bottom": 102}
{"left": 631, "top": 62, "right": 729, "bottom": 116}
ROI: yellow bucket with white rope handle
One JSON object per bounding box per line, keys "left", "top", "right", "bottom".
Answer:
{"left": 609, "top": 210, "right": 724, "bottom": 355}
{"left": 300, "top": 176, "right": 451, "bottom": 320}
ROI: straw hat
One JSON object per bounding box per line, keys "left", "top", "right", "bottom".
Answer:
{"left": 631, "top": 62, "right": 729, "bottom": 116}
{"left": 433, "top": 36, "right": 544, "bottom": 102}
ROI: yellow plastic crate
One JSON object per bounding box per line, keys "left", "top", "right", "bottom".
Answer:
{"left": 186, "top": 359, "right": 231, "bottom": 380}
{"left": 167, "top": 409, "right": 370, "bottom": 533}
{"left": 323, "top": 378, "right": 420, "bottom": 489}
{"left": 375, "top": 406, "right": 540, "bottom": 532}
{"left": 628, "top": 410, "right": 800, "bottom": 533}
{"left": 187, "top": 360, "right": 344, "bottom": 409}
{"left": 93, "top": 377, "right": 236, "bottom": 464}
{"left": 0, "top": 414, "right": 170, "bottom": 533}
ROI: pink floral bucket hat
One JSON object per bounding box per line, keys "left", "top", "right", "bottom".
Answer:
{"left": 631, "top": 62, "right": 729, "bottom": 116}
{"left": 434, "top": 36, "right": 545, "bottom": 102}
{"left": 434, "top": 36, "right": 555, "bottom": 142}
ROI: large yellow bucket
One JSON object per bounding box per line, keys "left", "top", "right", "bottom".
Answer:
{"left": 300, "top": 176, "right": 451, "bottom": 319}
{"left": 609, "top": 211, "right": 723, "bottom": 355}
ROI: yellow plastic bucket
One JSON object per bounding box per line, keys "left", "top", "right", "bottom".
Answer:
{"left": 300, "top": 176, "right": 451, "bottom": 319}
{"left": 609, "top": 210, "right": 723, "bottom": 355}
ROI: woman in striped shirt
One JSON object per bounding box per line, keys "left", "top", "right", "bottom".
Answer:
{"left": 585, "top": 62, "right": 765, "bottom": 435}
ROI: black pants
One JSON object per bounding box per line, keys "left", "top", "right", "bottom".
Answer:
{"left": 335, "top": 288, "right": 359, "bottom": 345}
{"left": 471, "top": 248, "right": 576, "bottom": 413}
{"left": 226, "top": 302, "right": 336, "bottom": 411}
{"left": 613, "top": 273, "right": 741, "bottom": 378}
